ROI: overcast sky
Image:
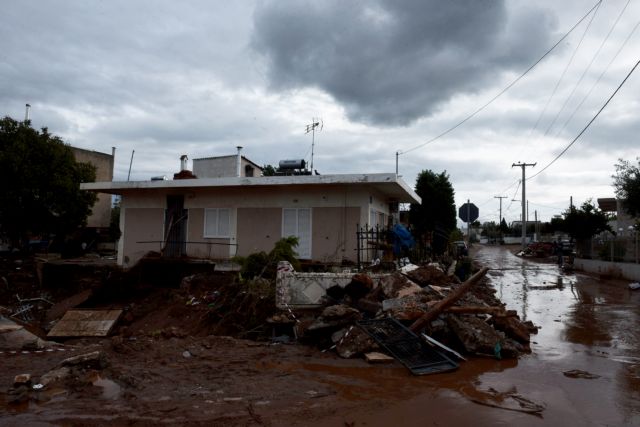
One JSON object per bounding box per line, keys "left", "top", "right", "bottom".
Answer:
{"left": 1, "top": 0, "right": 639, "bottom": 225}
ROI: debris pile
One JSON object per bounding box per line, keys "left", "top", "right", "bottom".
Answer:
{"left": 6, "top": 350, "right": 112, "bottom": 405}
{"left": 276, "top": 263, "right": 538, "bottom": 365}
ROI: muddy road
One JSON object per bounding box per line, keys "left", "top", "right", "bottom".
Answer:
{"left": 2, "top": 245, "right": 639, "bottom": 426}
{"left": 312, "top": 245, "right": 640, "bottom": 426}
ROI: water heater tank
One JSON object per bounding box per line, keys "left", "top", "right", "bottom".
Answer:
{"left": 279, "top": 159, "right": 306, "bottom": 170}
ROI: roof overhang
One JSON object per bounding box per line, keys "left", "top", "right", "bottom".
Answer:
{"left": 81, "top": 173, "right": 422, "bottom": 204}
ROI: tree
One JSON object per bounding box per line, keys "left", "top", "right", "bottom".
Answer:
{"left": 262, "top": 164, "right": 277, "bottom": 176}
{"left": 613, "top": 157, "right": 640, "bottom": 218}
{"left": 0, "top": 117, "right": 97, "bottom": 248}
{"left": 409, "top": 170, "right": 456, "bottom": 254}
{"left": 560, "top": 200, "right": 611, "bottom": 240}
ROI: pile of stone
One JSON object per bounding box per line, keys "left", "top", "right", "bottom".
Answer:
{"left": 282, "top": 264, "right": 537, "bottom": 361}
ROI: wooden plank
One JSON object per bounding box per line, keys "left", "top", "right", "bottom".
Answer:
{"left": 364, "top": 352, "right": 395, "bottom": 364}
{"left": 47, "top": 309, "right": 122, "bottom": 337}
{"left": 409, "top": 267, "right": 489, "bottom": 333}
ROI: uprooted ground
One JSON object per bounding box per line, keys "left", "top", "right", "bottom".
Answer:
{"left": 1, "top": 254, "right": 539, "bottom": 426}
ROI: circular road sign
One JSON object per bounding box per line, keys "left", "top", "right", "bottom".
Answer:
{"left": 458, "top": 203, "right": 479, "bottom": 223}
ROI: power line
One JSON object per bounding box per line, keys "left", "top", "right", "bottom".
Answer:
{"left": 542, "top": 0, "right": 631, "bottom": 138}
{"left": 526, "top": 1, "right": 601, "bottom": 141}
{"left": 528, "top": 58, "right": 640, "bottom": 180}
{"left": 554, "top": 17, "right": 640, "bottom": 140}
{"left": 505, "top": 180, "right": 521, "bottom": 212}
{"left": 398, "top": 0, "right": 602, "bottom": 156}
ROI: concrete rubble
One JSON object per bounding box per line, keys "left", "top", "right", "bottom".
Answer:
{"left": 275, "top": 262, "right": 537, "bottom": 363}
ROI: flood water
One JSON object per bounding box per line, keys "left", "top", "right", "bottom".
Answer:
{"left": 313, "top": 245, "right": 640, "bottom": 426}
{"left": 472, "top": 245, "right": 640, "bottom": 425}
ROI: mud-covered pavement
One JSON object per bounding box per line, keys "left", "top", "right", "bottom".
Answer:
{"left": 2, "top": 245, "right": 639, "bottom": 426}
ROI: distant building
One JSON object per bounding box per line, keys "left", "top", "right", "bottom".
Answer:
{"left": 70, "top": 146, "right": 115, "bottom": 229}
{"left": 597, "top": 197, "right": 636, "bottom": 232}
{"left": 193, "top": 147, "right": 263, "bottom": 178}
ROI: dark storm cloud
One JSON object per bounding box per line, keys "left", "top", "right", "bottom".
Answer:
{"left": 251, "top": 0, "right": 556, "bottom": 126}
{"left": 0, "top": 1, "right": 253, "bottom": 111}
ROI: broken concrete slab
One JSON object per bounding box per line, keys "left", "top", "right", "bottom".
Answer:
{"left": 382, "top": 294, "right": 438, "bottom": 321}
{"left": 379, "top": 273, "right": 422, "bottom": 299}
{"left": 404, "top": 265, "right": 449, "bottom": 287}
{"left": 47, "top": 309, "right": 122, "bottom": 338}
{"left": 39, "top": 367, "right": 72, "bottom": 387}
{"left": 446, "top": 314, "right": 521, "bottom": 358}
{"left": 276, "top": 271, "right": 384, "bottom": 308}
{"left": 306, "top": 305, "right": 362, "bottom": 333}
{"left": 490, "top": 315, "right": 531, "bottom": 344}
{"left": 344, "top": 274, "right": 374, "bottom": 301}
{"left": 335, "top": 327, "right": 377, "bottom": 359}
{"left": 59, "top": 350, "right": 108, "bottom": 370}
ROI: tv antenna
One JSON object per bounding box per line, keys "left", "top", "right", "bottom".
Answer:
{"left": 305, "top": 118, "right": 323, "bottom": 173}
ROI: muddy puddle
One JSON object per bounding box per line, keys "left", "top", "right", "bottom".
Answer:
{"left": 306, "top": 245, "right": 640, "bottom": 426}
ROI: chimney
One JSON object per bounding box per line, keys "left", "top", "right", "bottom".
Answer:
{"left": 25, "top": 104, "right": 31, "bottom": 122}
{"left": 173, "top": 154, "right": 197, "bottom": 180}
{"left": 236, "top": 146, "right": 243, "bottom": 177}
{"left": 111, "top": 147, "right": 116, "bottom": 157}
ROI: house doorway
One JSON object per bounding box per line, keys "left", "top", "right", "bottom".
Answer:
{"left": 164, "top": 195, "right": 188, "bottom": 257}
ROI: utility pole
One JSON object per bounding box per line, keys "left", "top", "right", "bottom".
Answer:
{"left": 494, "top": 196, "right": 507, "bottom": 225}
{"left": 396, "top": 151, "right": 400, "bottom": 175}
{"left": 512, "top": 162, "right": 536, "bottom": 249}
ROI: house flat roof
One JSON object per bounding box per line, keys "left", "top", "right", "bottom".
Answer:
{"left": 81, "top": 173, "right": 421, "bottom": 204}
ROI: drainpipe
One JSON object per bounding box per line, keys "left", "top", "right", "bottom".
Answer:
{"left": 236, "top": 146, "right": 243, "bottom": 177}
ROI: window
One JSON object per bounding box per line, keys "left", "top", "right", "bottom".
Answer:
{"left": 282, "top": 208, "right": 311, "bottom": 259}
{"left": 204, "top": 208, "right": 230, "bottom": 238}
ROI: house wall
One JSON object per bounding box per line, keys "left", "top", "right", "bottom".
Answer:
{"left": 236, "top": 208, "right": 282, "bottom": 256}
{"left": 185, "top": 208, "right": 235, "bottom": 259}
{"left": 117, "top": 183, "right": 393, "bottom": 267}
{"left": 71, "top": 147, "right": 114, "bottom": 228}
{"left": 119, "top": 207, "right": 165, "bottom": 267}
{"left": 193, "top": 156, "right": 262, "bottom": 178}
{"left": 311, "top": 207, "right": 360, "bottom": 263}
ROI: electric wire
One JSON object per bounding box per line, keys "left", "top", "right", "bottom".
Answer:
{"left": 526, "top": 2, "right": 601, "bottom": 141}
{"left": 554, "top": 18, "right": 640, "bottom": 139}
{"left": 528, "top": 58, "right": 640, "bottom": 180}
{"left": 398, "top": 0, "right": 602, "bottom": 156}
{"left": 505, "top": 180, "right": 521, "bottom": 212}
{"left": 543, "top": 0, "right": 631, "bottom": 137}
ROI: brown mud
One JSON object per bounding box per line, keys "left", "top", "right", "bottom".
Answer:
{"left": 2, "top": 245, "right": 639, "bottom": 426}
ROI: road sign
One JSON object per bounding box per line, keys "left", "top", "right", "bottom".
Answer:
{"left": 458, "top": 202, "right": 479, "bottom": 223}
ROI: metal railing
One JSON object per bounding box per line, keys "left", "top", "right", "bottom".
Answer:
{"left": 356, "top": 225, "right": 391, "bottom": 269}
{"left": 136, "top": 240, "right": 239, "bottom": 260}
